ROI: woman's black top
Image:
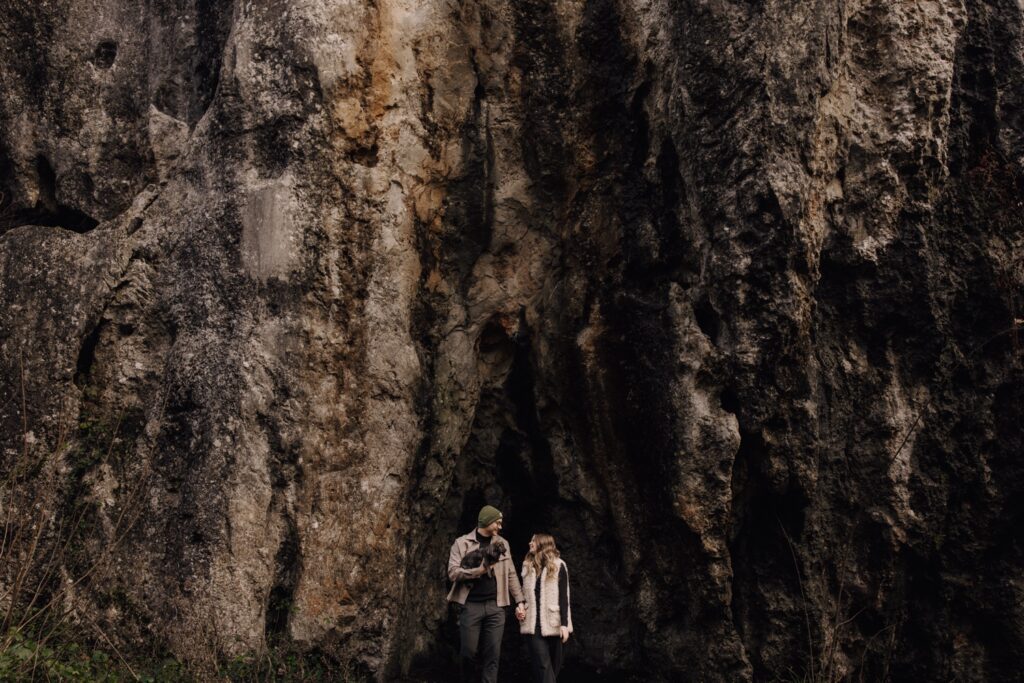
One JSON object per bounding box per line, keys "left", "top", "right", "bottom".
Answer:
{"left": 534, "top": 563, "right": 569, "bottom": 629}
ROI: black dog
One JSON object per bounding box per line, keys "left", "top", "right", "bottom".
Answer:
{"left": 461, "top": 540, "right": 506, "bottom": 573}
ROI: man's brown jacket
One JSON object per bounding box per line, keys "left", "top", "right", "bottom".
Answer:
{"left": 446, "top": 530, "right": 526, "bottom": 607}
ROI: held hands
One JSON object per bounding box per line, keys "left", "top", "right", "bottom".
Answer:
{"left": 515, "top": 603, "right": 526, "bottom": 622}
{"left": 560, "top": 626, "right": 570, "bottom": 643}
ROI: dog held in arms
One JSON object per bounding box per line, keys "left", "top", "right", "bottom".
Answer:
{"left": 460, "top": 540, "right": 507, "bottom": 573}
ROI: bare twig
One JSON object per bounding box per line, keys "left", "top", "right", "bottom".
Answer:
{"left": 779, "top": 517, "right": 816, "bottom": 681}
{"left": 0, "top": 366, "right": 164, "bottom": 679}
{"left": 82, "top": 611, "right": 140, "bottom": 681}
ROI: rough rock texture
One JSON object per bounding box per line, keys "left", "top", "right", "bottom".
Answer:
{"left": 1, "top": 0, "right": 1022, "bottom": 680}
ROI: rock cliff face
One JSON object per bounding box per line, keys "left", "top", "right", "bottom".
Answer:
{"left": 1, "top": 0, "right": 1022, "bottom": 680}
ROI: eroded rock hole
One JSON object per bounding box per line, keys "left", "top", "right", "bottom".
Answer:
{"left": 477, "top": 314, "right": 519, "bottom": 379}
{"left": 695, "top": 296, "right": 723, "bottom": 346}
{"left": 0, "top": 156, "right": 98, "bottom": 234}
{"left": 349, "top": 142, "right": 379, "bottom": 168}
{"left": 93, "top": 41, "right": 117, "bottom": 69}
{"left": 74, "top": 322, "right": 104, "bottom": 388}
{"left": 479, "top": 318, "right": 514, "bottom": 355}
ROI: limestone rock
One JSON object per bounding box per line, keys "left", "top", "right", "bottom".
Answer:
{"left": 1, "top": 0, "right": 1022, "bottom": 680}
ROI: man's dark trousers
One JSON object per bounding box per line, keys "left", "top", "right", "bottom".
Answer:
{"left": 459, "top": 599, "right": 505, "bottom": 683}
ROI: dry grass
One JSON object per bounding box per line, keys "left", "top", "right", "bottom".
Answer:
{"left": 0, "top": 355, "right": 150, "bottom": 680}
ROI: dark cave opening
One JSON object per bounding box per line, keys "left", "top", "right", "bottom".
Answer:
{"left": 422, "top": 325, "right": 566, "bottom": 681}
{"left": 495, "top": 429, "right": 541, "bottom": 559}
{"left": 455, "top": 317, "right": 561, "bottom": 554}
{"left": 500, "top": 327, "right": 560, "bottom": 548}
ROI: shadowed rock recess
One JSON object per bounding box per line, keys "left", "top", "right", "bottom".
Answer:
{"left": 1, "top": 0, "right": 1022, "bottom": 680}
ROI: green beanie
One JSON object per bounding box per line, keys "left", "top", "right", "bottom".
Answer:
{"left": 477, "top": 505, "right": 502, "bottom": 528}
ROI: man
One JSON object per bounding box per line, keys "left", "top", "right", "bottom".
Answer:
{"left": 447, "top": 505, "right": 527, "bottom": 683}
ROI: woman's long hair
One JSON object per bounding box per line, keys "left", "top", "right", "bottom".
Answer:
{"left": 524, "top": 533, "right": 560, "bottom": 581}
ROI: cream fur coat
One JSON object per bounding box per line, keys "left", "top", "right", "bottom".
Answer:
{"left": 519, "top": 558, "right": 574, "bottom": 637}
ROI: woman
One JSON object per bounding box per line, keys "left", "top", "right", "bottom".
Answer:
{"left": 519, "top": 533, "right": 573, "bottom": 683}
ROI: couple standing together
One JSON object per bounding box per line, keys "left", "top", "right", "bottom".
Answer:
{"left": 447, "top": 505, "right": 574, "bottom": 683}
